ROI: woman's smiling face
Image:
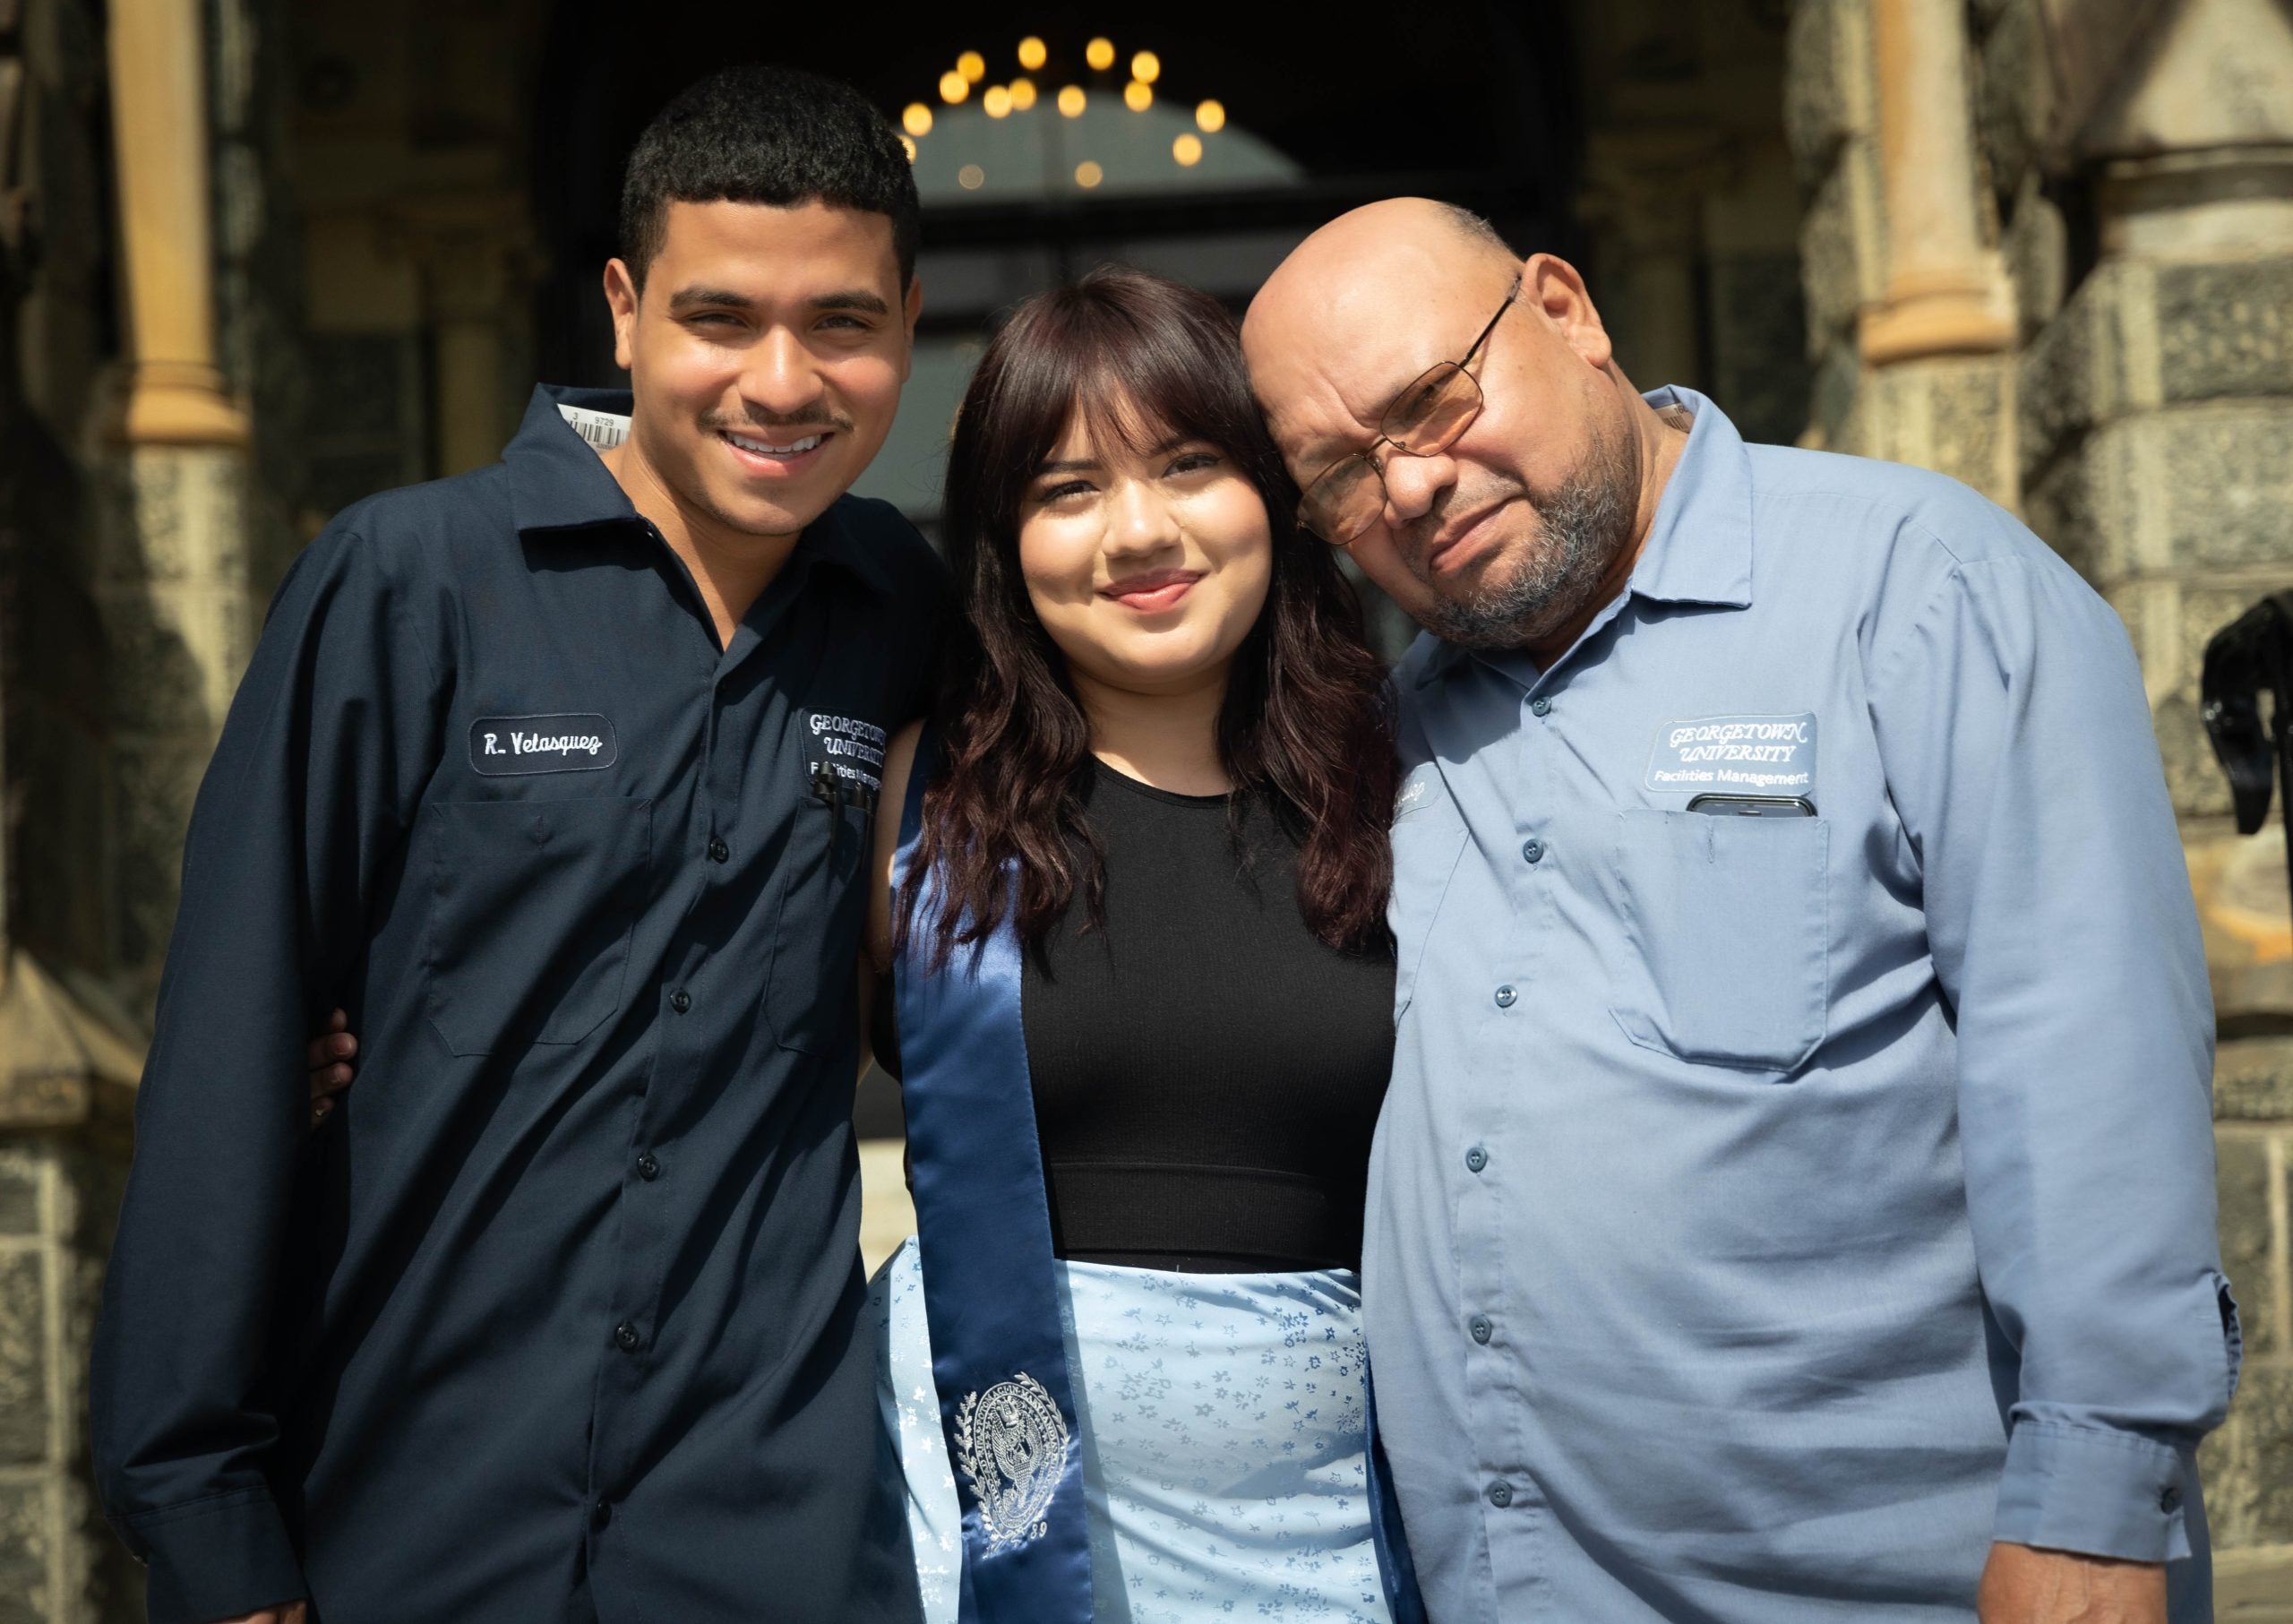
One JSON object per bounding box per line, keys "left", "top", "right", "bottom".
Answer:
{"left": 1016, "top": 395, "right": 1275, "bottom": 701}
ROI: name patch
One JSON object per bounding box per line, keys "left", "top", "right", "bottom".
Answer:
{"left": 470, "top": 714, "right": 618, "bottom": 777}
{"left": 1645, "top": 712, "right": 1816, "bottom": 795}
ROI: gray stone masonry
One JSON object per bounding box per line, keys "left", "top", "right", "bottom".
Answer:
{"left": 1786, "top": 0, "right": 2293, "bottom": 1574}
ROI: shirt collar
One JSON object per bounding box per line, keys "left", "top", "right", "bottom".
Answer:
{"left": 506, "top": 385, "right": 643, "bottom": 536}
{"left": 505, "top": 383, "right": 897, "bottom": 597}
{"left": 1625, "top": 385, "right": 1754, "bottom": 611}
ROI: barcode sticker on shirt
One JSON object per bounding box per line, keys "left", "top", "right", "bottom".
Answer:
{"left": 557, "top": 404, "right": 631, "bottom": 451}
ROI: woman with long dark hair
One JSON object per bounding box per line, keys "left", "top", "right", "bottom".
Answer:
{"left": 860, "top": 266, "right": 1407, "bottom": 1622}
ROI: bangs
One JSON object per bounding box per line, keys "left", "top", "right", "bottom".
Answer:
{"left": 974, "top": 270, "right": 1273, "bottom": 507}
{"left": 1052, "top": 342, "right": 1237, "bottom": 468}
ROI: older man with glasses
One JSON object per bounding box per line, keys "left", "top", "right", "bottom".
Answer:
{"left": 1242, "top": 198, "right": 2237, "bottom": 1624}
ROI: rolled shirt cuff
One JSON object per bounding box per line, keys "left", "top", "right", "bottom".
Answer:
{"left": 122, "top": 1484, "right": 306, "bottom": 1624}
{"left": 1993, "top": 1420, "right": 2192, "bottom": 1563}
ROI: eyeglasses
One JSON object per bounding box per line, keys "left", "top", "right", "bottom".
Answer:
{"left": 1296, "top": 274, "right": 1522, "bottom": 546}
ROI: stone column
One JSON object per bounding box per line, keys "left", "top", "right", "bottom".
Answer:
{"left": 2011, "top": 0, "right": 2293, "bottom": 1560}
{"left": 98, "top": 0, "right": 259, "bottom": 1013}
{"left": 396, "top": 197, "right": 536, "bottom": 477}
{"left": 104, "top": 0, "right": 246, "bottom": 449}
{"left": 1854, "top": 0, "right": 2019, "bottom": 503}
{"left": 1578, "top": 132, "right": 1734, "bottom": 391}
{"left": 4, "top": 10, "right": 150, "bottom": 1614}
{"left": 1859, "top": 0, "right": 2015, "bottom": 362}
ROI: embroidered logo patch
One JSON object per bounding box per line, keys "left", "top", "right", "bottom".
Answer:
{"left": 1395, "top": 764, "right": 1440, "bottom": 820}
{"left": 954, "top": 1371, "right": 1069, "bottom": 1552}
{"left": 1645, "top": 713, "right": 1816, "bottom": 795}
{"left": 469, "top": 714, "right": 617, "bottom": 777}
{"left": 805, "top": 711, "right": 888, "bottom": 795}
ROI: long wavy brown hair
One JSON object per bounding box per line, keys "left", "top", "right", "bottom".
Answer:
{"left": 905, "top": 265, "right": 1396, "bottom": 965}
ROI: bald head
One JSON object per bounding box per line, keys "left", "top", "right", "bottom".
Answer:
{"left": 1243, "top": 200, "right": 1530, "bottom": 483}
{"left": 1259, "top": 198, "right": 1516, "bottom": 302}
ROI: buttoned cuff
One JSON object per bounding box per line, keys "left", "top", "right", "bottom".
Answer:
{"left": 123, "top": 1485, "right": 306, "bottom": 1624}
{"left": 1993, "top": 1420, "right": 2192, "bottom": 1563}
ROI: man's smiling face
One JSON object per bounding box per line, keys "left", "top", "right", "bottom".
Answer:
{"left": 605, "top": 198, "right": 918, "bottom": 541}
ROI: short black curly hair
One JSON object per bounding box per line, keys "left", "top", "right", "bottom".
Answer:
{"left": 618, "top": 66, "right": 920, "bottom": 292}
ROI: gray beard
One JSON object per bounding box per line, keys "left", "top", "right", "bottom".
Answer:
{"left": 1414, "top": 422, "right": 1637, "bottom": 651}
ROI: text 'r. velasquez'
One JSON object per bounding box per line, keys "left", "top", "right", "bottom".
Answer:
{"left": 484, "top": 730, "right": 606, "bottom": 758}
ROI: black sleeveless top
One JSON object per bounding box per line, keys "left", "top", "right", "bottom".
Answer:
{"left": 1017, "top": 760, "right": 1396, "bottom": 1273}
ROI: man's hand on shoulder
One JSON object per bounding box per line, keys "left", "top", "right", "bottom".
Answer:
{"left": 210, "top": 1604, "right": 307, "bottom": 1624}
{"left": 1978, "top": 1542, "right": 2166, "bottom": 1623}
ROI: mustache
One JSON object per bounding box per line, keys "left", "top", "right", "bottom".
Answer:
{"left": 703, "top": 409, "right": 856, "bottom": 436}
{"left": 1396, "top": 477, "right": 1528, "bottom": 562}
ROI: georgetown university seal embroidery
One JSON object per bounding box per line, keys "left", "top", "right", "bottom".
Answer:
{"left": 954, "top": 1372, "right": 1069, "bottom": 1551}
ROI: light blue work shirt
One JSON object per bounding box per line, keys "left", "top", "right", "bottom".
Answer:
{"left": 1364, "top": 389, "right": 2238, "bottom": 1623}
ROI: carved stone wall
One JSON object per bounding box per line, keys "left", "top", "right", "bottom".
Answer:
{"left": 0, "top": 0, "right": 305, "bottom": 1612}
{"left": 1791, "top": 0, "right": 2293, "bottom": 1578}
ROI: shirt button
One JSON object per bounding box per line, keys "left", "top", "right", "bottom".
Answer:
{"left": 669, "top": 989, "right": 691, "bottom": 1014}
{"left": 1530, "top": 697, "right": 1552, "bottom": 717}
{"left": 1470, "top": 1315, "right": 1493, "bottom": 1345}
{"left": 591, "top": 1499, "right": 612, "bottom": 1530}
{"left": 2160, "top": 1485, "right": 2181, "bottom": 1514}
{"left": 1465, "top": 1146, "right": 1489, "bottom": 1173}
{"left": 614, "top": 1320, "right": 640, "bottom": 1353}
{"left": 1521, "top": 838, "right": 1545, "bottom": 864}
{"left": 636, "top": 1153, "right": 660, "bottom": 1181}
{"left": 1494, "top": 984, "right": 1517, "bottom": 1009}
{"left": 707, "top": 838, "right": 730, "bottom": 864}
{"left": 1487, "top": 1480, "right": 1515, "bottom": 1508}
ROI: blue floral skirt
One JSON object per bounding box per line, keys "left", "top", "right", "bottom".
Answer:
{"left": 870, "top": 1236, "right": 1391, "bottom": 1623}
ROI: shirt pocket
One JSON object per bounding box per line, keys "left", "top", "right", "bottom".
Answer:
{"left": 763, "top": 795, "right": 875, "bottom": 1054}
{"left": 1389, "top": 801, "right": 1470, "bottom": 1022}
{"left": 425, "top": 798, "right": 653, "bottom": 1058}
{"left": 1608, "top": 808, "right": 1829, "bottom": 1073}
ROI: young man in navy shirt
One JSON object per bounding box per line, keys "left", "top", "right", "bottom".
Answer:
{"left": 92, "top": 67, "right": 946, "bottom": 1624}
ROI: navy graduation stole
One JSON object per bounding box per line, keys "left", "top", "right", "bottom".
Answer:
{"left": 891, "top": 734, "right": 1095, "bottom": 1622}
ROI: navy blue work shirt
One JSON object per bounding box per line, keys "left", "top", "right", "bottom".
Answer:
{"left": 1366, "top": 390, "right": 2236, "bottom": 1622}
{"left": 91, "top": 386, "right": 949, "bottom": 1624}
